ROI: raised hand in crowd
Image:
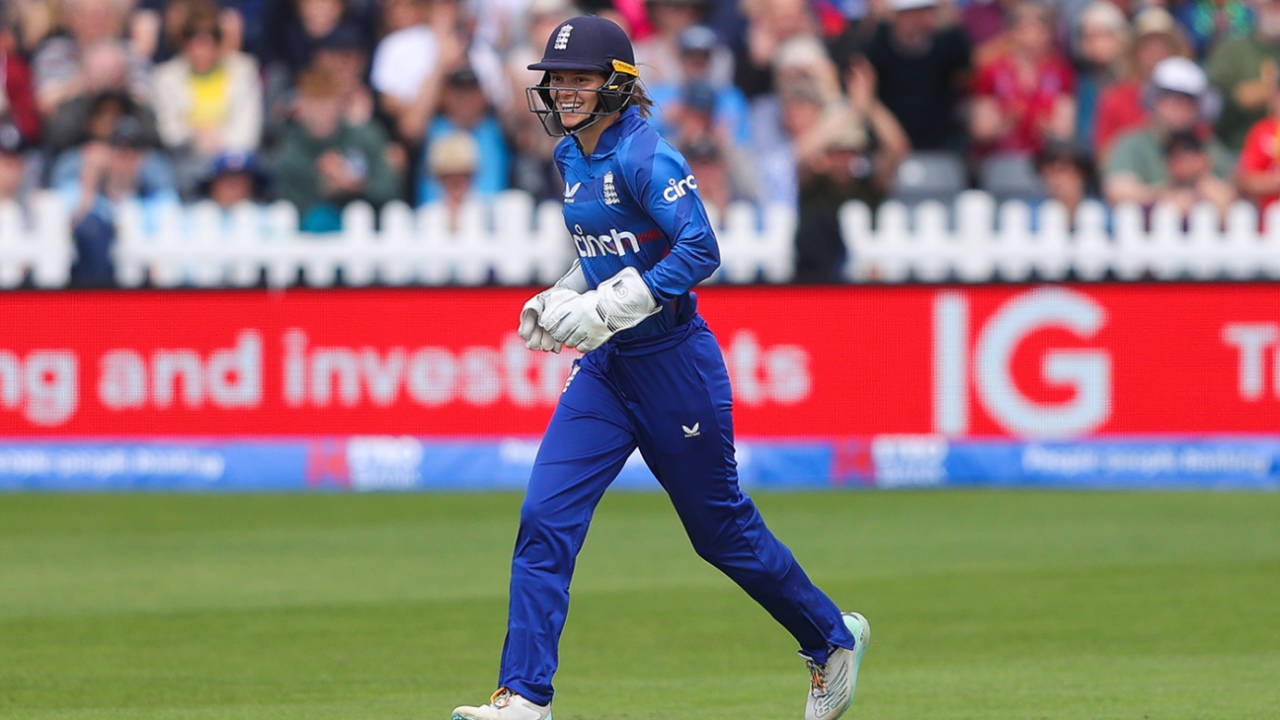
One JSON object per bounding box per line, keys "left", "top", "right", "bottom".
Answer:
{"left": 393, "top": 25, "right": 466, "bottom": 142}
{"left": 1158, "top": 130, "right": 1236, "bottom": 216}
{"left": 315, "top": 148, "right": 367, "bottom": 196}
{"left": 1229, "top": 58, "right": 1277, "bottom": 115}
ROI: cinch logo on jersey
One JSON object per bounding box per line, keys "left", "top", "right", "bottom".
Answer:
{"left": 571, "top": 224, "right": 640, "bottom": 258}
{"left": 663, "top": 174, "right": 698, "bottom": 202}
{"left": 554, "top": 24, "right": 573, "bottom": 50}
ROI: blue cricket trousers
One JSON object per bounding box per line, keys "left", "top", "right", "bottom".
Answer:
{"left": 498, "top": 316, "right": 854, "bottom": 704}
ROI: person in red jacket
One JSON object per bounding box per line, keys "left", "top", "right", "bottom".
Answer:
{"left": 1237, "top": 85, "right": 1280, "bottom": 221}
{"left": 1, "top": 19, "right": 40, "bottom": 145}
{"left": 1093, "top": 8, "right": 1189, "bottom": 162}
{"left": 970, "top": 1, "right": 1076, "bottom": 156}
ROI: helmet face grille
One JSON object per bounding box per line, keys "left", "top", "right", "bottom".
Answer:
{"left": 525, "top": 72, "right": 637, "bottom": 138}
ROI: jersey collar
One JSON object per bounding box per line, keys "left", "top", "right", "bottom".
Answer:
{"left": 578, "top": 106, "right": 642, "bottom": 159}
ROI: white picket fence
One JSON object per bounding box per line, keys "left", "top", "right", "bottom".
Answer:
{"left": 844, "top": 191, "right": 1280, "bottom": 283}
{"left": 3, "top": 189, "right": 1280, "bottom": 288}
{"left": 0, "top": 192, "right": 75, "bottom": 288}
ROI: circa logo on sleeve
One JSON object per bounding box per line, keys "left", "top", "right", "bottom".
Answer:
{"left": 662, "top": 174, "right": 698, "bottom": 202}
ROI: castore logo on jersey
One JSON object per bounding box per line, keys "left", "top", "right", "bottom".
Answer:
{"left": 564, "top": 181, "right": 582, "bottom": 203}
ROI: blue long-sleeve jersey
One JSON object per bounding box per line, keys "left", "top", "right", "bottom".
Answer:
{"left": 554, "top": 106, "right": 721, "bottom": 341}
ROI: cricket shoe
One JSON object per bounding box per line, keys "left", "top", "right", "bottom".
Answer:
{"left": 451, "top": 688, "right": 551, "bottom": 720}
{"left": 803, "top": 612, "right": 871, "bottom": 720}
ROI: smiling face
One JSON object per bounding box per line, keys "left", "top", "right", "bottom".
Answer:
{"left": 549, "top": 71, "right": 606, "bottom": 129}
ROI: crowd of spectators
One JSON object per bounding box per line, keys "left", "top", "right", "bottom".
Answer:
{"left": 2, "top": 0, "right": 1280, "bottom": 284}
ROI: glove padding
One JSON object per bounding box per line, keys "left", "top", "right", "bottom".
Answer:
{"left": 541, "top": 266, "right": 659, "bottom": 352}
{"left": 518, "top": 286, "right": 579, "bottom": 352}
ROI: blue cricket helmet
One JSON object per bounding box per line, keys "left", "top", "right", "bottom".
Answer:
{"left": 526, "top": 15, "right": 641, "bottom": 137}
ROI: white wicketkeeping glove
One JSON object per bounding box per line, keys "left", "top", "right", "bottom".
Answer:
{"left": 541, "top": 266, "right": 659, "bottom": 352}
{"left": 517, "top": 260, "right": 589, "bottom": 353}
{"left": 519, "top": 288, "right": 578, "bottom": 352}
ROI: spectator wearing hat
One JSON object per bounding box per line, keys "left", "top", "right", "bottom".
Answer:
{"left": 1072, "top": 2, "right": 1129, "bottom": 151}
{"left": 50, "top": 115, "right": 179, "bottom": 286}
{"left": 0, "top": 121, "right": 35, "bottom": 207}
{"left": 152, "top": 6, "right": 263, "bottom": 197}
{"left": 1105, "top": 56, "right": 1235, "bottom": 209}
{"left": 853, "top": 0, "right": 971, "bottom": 151}
{"left": 199, "top": 151, "right": 268, "bottom": 209}
{"left": 426, "top": 129, "right": 477, "bottom": 231}
{"left": 274, "top": 68, "right": 401, "bottom": 231}
{"left": 1, "top": 19, "right": 40, "bottom": 146}
{"left": 1093, "top": 7, "right": 1189, "bottom": 162}
{"left": 311, "top": 23, "right": 375, "bottom": 126}
{"left": 417, "top": 64, "right": 508, "bottom": 205}
{"left": 671, "top": 81, "right": 759, "bottom": 204}
{"left": 970, "top": 2, "right": 1075, "bottom": 157}
{"left": 648, "top": 25, "right": 749, "bottom": 145}
{"left": 1206, "top": 0, "right": 1280, "bottom": 152}
{"left": 668, "top": 82, "right": 725, "bottom": 149}
{"left": 1236, "top": 78, "right": 1280, "bottom": 219}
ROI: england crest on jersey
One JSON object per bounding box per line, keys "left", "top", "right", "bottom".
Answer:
{"left": 603, "top": 171, "right": 620, "bottom": 205}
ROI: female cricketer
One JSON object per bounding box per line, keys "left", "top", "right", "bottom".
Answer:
{"left": 451, "top": 16, "right": 869, "bottom": 720}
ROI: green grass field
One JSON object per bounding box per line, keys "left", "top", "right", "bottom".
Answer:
{"left": 2, "top": 490, "right": 1278, "bottom": 720}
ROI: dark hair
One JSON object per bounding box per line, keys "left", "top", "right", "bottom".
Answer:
{"left": 1163, "top": 129, "right": 1205, "bottom": 156}
{"left": 569, "top": 70, "right": 654, "bottom": 118}
{"left": 587, "top": 70, "right": 654, "bottom": 118}
{"left": 628, "top": 80, "right": 654, "bottom": 119}
{"left": 180, "top": 3, "right": 223, "bottom": 43}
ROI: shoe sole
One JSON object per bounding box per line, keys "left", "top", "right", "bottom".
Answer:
{"left": 450, "top": 707, "right": 550, "bottom": 712}
{"left": 834, "top": 611, "right": 871, "bottom": 719}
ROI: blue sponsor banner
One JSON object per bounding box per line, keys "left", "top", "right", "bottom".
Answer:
{"left": 0, "top": 436, "right": 1277, "bottom": 491}
{"left": 951, "top": 438, "right": 1280, "bottom": 489}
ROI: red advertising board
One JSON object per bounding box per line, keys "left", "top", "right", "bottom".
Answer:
{"left": 0, "top": 285, "right": 1277, "bottom": 437}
